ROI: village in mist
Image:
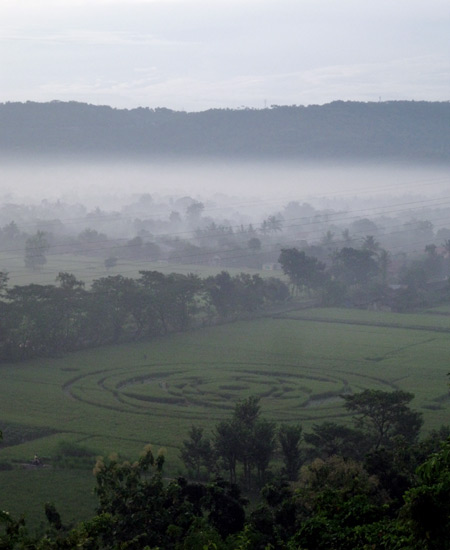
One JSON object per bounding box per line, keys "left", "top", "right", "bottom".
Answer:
{"left": 1, "top": 156, "right": 450, "bottom": 291}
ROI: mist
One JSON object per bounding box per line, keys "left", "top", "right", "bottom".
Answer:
{"left": 1, "top": 159, "right": 449, "bottom": 211}
{"left": 1, "top": 158, "right": 450, "bottom": 287}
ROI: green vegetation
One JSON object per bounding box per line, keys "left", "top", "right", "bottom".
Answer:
{"left": 1, "top": 305, "right": 450, "bottom": 524}
{"left": 2, "top": 431, "right": 450, "bottom": 549}
{"left": 282, "top": 306, "right": 450, "bottom": 330}
{"left": 0, "top": 469, "right": 97, "bottom": 528}
{"left": 0, "top": 251, "right": 269, "bottom": 288}
{"left": 0, "top": 269, "right": 289, "bottom": 361}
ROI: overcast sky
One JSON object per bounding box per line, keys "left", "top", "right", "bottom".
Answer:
{"left": 1, "top": 0, "right": 449, "bottom": 111}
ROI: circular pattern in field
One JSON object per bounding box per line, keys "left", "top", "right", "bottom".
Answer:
{"left": 62, "top": 360, "right": 398, "bottom": 422}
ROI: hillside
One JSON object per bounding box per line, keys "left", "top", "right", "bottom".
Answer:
{"left": 0, "top": 100, "right": 449, "bottom": 161}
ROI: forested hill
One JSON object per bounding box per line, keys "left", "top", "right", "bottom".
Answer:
{"left": 0, "top": 100, "right": 449, "bottom": 161}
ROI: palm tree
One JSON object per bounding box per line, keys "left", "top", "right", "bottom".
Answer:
{"left": 362, "top": 235, "right": 380, "bottom": 253}
{"left": 341, "top": 228, "right": 352, "bottom": 246}
{"left": 321, "top": 230, "right": 335, "bottom": 247}
{"left": 377, "top": 249, "right": 391, "bottom": 285}
{"left": 261, "top": 215, "right": 283, "bottom": 235}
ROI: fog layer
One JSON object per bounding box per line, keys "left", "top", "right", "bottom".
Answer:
{"left": 1, "top": 160, "right": 449, "bottom": 211}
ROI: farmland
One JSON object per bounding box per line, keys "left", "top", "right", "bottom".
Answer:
{"left": 1, "top": 306, "right": 450, "bottom": 525}
{"left": 0, "top": 251, "right": 270, "bottom": 288}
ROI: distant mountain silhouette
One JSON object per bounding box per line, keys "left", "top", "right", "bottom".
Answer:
{"left": 0, "top": 100, "right": 449, "bottom": 161}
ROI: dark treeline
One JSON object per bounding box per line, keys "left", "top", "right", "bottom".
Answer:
{"left": 0, "top": 270, "right": 289, "bottom": 362}
{"left": 1, "top": 393, "right": 450, "bottom": 549}
{"left": 1, "top": 100, "right": 449, "bottom": 161}
{"left": 278, "top": 244, "right": 450, "bottom": 312}
{"left": 180, "top": 393, "right": 429, "bottom": 490}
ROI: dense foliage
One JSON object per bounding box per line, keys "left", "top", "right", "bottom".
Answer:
{"left": 278, "top": 245, "right": 450, "bottom": 310}
{"left": 1, "top": 396, "right": 449, "bottom": 549}
{"left": 0, "top": 270, "right": 289, "bottom": 362}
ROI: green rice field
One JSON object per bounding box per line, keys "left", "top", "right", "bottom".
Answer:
{"left": 1, "top": 307, "right": 450, "bottom": 525}
{"left": 0, "top": 251, "right": 273, "bottom": 287}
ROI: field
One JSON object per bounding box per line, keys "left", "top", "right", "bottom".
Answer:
{"left": 0, "top": 251, "right": 274, "bottom": 287}
{"left": 1, "top": 306, "right": 450, "bottom": 526}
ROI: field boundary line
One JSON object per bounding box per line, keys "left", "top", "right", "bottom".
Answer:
{"left": 276, "top": 314, "right": 450, "bottom": 333}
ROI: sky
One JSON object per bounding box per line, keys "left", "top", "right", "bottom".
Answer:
{"left": 0, "top": 0, "right": 449, "bottom": 112}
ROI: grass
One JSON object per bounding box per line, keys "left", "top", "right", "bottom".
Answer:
{"left": 1, "top": 306, "right": 450, "bottom": 527}
{"left": 426, "top": 304, "right": 450, "bottom": 315}
{"left": 0, "top": 469, "right": 97, "bottom": 529}
{"left": 0, "top": 251, "right": 279, "bottom": 288}
{"left": 281, "top": 307, "right": 450, "bottom": 331}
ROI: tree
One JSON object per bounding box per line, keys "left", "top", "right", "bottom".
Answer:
{"left": 343, "top": 389, "right": 423, "bottom": 450}
{"left": 4, "top": 282, "right": 85, "bottom": 357}
{"left": 424, "top": 243, "right": 443, "bottom": 279}
{"left": 232, "top": 396, "right": 261, "bottom": 488}
{"left": 50, "top": 272, "right": 88, "bottom": 351}
{"left": 278, "top": 248, "right": 327, "bottom": 294}
{"left": 250, "top": 419, "right": 277, "bottom": 486}
{"left": 2, "top": 221, "right": 20, "bottom": 242}
{"left": 203, "top": 478, "right": 247, "bottom": 539}
{"left": 350, "top": 218, "right": 378, "bottom": 236}
{"left": 321, "top": 230, "right": 335, "bottom": 251}
{"left": 377, "top": 248, "right": 391, "bottom": 285}
{"left": 279, "top": 424, "right": 303, "bottom": 481}
{"left": 0, "top": 272, "right": 9, "bottom": 353}
{"left": 248, "top": 237, "right": 261, "bottom": 251}
{"left": 205, "top": 271, "right": 237, "bottom": 320}
{"left": 263, "top": 276, "right": 290, "bottom": 303}
{"left": 93, "top": 446, "right": 223, "bottom": 549}
{"left": 233, "top": 273, "right": 266, "bottom": 314}
{"left": 304, "top": 421, "right": 370, "bottom": 462}
{"left": 180, "top": 425, "right": 215, "bottom": 479}
{"left": 234, "top": 395, "right": 261, "bottom": 426}
{"left": 214, "top": 419, "right": 240, "bottom": 484}
{"left": 104, "top": 256, "right": 118, "bottom": 270}
{"left": 91, "top": 275, "right": 139, "bottom": 343}
{"left": 402, "top": 437, "right": 450, "bottom": 550}
{"left": 0, "top": 271, "right": 8, "bottom": 295}
{"left": 186, "top": 201, "right": 204, "bottom": 226}
{"left": 24, "top": 231, "right": 49, "bottom": 270}
{"left": 443, "top": 239, "right": 450, "bottom": 256}
{"left": 261, "top": 215, "right": 283, "bottom": 235}
{"left": 288, "top": 455, "right": 388, "bottom": 550}
{"left": 341, "top": 228, "right": 353, "bottom": 246}
{"left": 362, "top": 235, "right": 380, "bottom": 253}
{"left": 214, "top": 397, "right": 276, "bottom": 489}
{"left": 332, "top": 246, "right": 378, "bottom": 285}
